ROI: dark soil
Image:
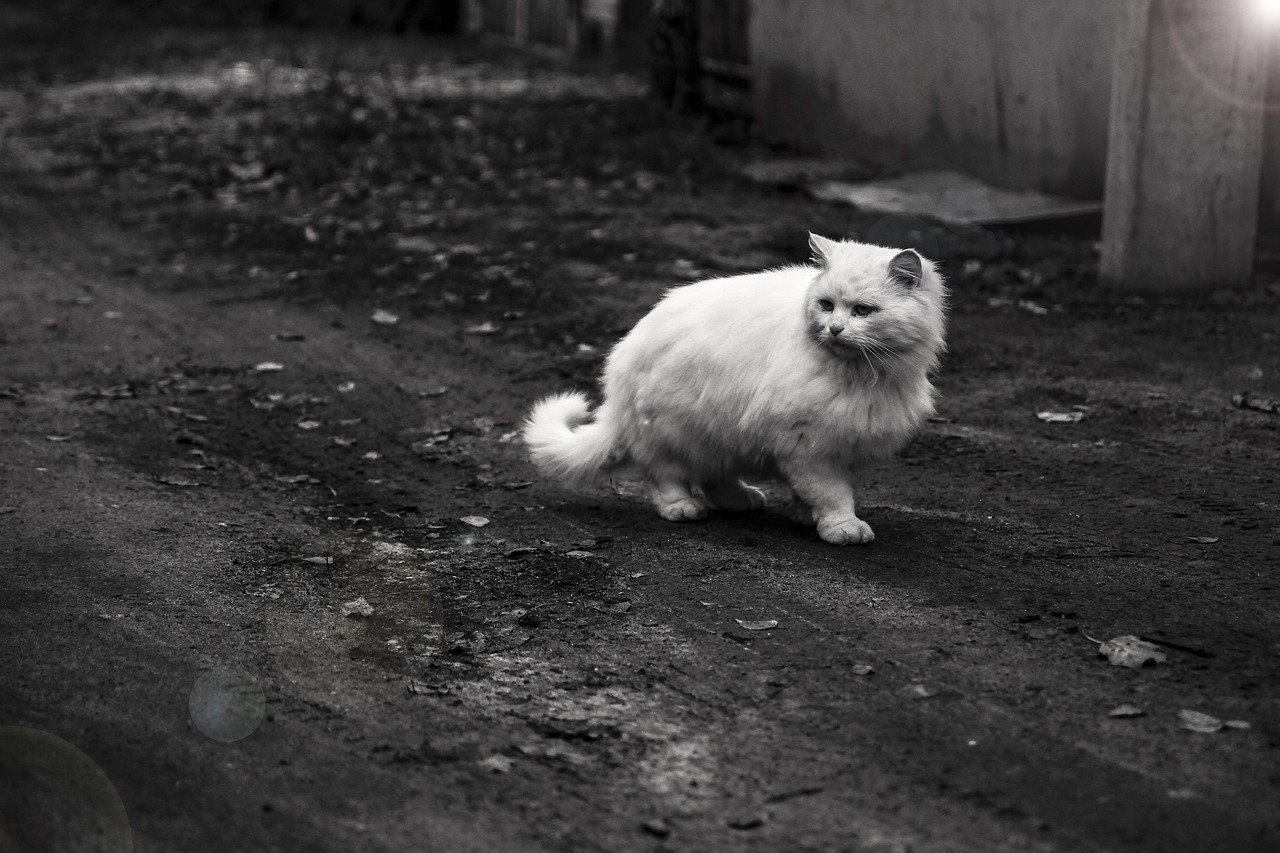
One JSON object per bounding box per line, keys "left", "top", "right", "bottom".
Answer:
{"left": 2, "top": 4, "right": 1280, "bottom": 852}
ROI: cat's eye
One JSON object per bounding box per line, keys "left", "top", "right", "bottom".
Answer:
{"left": 852, "top": 303, "right": 877, "bottom": 317}
{"left": 817, "top": 298, "right": 835, "bottom": 312}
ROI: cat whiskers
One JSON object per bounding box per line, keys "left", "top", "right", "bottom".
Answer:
{"left": 859, "top": 348, "right": 881, "bottom": 385}
{"left": 857, "top": 341, "right": 903, "bottom": 384}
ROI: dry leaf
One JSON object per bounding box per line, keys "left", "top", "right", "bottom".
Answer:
{"left": 1107, "top": 704, "right": 1145, "bottom": 718}
{"left": 274, "top": 473, "right": 318, "bottom": 484}
{"left": 460, "top": 515, "right": 489, "bottom": 527}
{"left": 1224, "top": 719, "right": 1252, "bottom": 730}
{"left": 340, "top": 596, "right": 374, "bottom": 618}
{"left": 589, "top": 600, "right": 632, "bottom": 614}
{"left": 851, "top": 664, "right": 875, "bottom": 676}
{"left": 735, "top": 619, "right": 778, "bottom": 631}
{"left": 1178, "top": 709, "right": 1223, "bottom": 733}
{"left": 296, "top": 420, "right": 322, "bottom": 430}
{"left": 477, "top": 754, "right": 514, "bottom": 774}
{"left": 1036, "top": 411, "right": 1084, "bottom": 424}
{"left": 1187, "top": 536, "right": 1219, "bottom": 544}
{"left": 1232, "top": 392, "right": 1280, "bottom": 414}
{"left": 1097, "top": 635, "right": 1167, "bottom": 668}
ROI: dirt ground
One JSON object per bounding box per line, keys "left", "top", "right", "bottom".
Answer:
{"left": 2, "top": 5, "right": 1280, "bottom": 852}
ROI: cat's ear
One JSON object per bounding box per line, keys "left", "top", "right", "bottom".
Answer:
{"left": 808, "top": 233, "right": 839, "bottom": 268}
{"left": 888, "top": 249, "right": 924, "bottom": 288}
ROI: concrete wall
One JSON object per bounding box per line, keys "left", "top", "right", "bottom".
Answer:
{"left": 750, "top": 0, "right": 1120, "bottom": 198}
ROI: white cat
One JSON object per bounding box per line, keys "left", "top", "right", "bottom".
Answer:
{"left": 522, "top": 235, "right": 947, "bottom": 545}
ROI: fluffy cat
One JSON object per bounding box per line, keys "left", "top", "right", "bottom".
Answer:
{"left": 522, "top": 234, "right": 947, "bottom": 545}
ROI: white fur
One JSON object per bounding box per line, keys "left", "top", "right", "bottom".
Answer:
{"left": 522, "top": 237, "right": 948, "bottom": 544}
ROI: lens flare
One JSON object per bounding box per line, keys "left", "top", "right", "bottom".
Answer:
{"left": 1249, "top": 0, "right": 1280, "bottom": 26}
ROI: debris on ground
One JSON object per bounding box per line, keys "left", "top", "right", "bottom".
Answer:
{"left": 1232, "top": 392, "right": 1279, "bottom": 414}
{"left": 588, "top": 600, "right": 632, "bottom": 614}
{"left": 1188, "top": 536, "right": 1220, "bottom": 544}
{"left": 340, "top": 597, "right": 375, "bottom": 618}
{"left": 274, "top": 473, "right": 319, "bottom": 485}
{"left": 1094, "top": 635, "right": 1167, "bottom": 668}
{"left": 851, "top": 664, "right": 875, "bottom": 676}
{"left": 1178, "top": 710, "right": 1224, "bottom": 733}
{"left": 1036, "top": 411, "right": 1085, "bottom": 424}
{"left": 477, "top": 754, "right": 515, "bottom": 774}
{"left": 460, "top": 515, "right": 489, "bottom": 527}
{"left": 735, "top": 619, "right": 778, "bottom": 631}
{"left": 1107, "top": 704, "right": 1145, "bottom": 718}
{"left": 371, "top": 309, "right": 399, "bottom": 326}
{"left": 251, "top": 361, "right": 285, "bottom": 373}
{"left": 805, "top": 168, "right": 1102, "bottom": 226}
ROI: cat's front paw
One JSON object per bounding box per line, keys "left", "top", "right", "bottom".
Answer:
{"left": 816, "top": 516, "right": 875, "bottom": 545}
{"left": 656, "top": 497, "right": 709, "bottom": 522}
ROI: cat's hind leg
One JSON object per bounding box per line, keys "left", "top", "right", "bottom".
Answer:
{"left": 648, "top": 475, "right": 709, "bottom": 522}
{"left": 702, "top": 479, "right": 766, "bottom": 512}
{"left": 779, "top": 463, "right": 873, "bottom": 545}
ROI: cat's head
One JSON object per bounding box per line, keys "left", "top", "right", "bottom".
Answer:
{"left": 804, "top": 234, "right": 948, "bottom": 374}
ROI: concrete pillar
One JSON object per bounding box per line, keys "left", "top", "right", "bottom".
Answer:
{"left": 1101, "top": 0, "right": 1268, "bottom": 291}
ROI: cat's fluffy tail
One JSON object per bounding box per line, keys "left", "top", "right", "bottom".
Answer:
{"left": 523, "top": 391, "right": 619, "bottom": 486}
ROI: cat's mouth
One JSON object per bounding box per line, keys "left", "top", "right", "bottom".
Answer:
{"left": 824, "top": 335, "right": 906, "bottom": 369}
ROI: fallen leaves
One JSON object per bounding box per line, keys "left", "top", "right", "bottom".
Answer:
{"left": 1178, "top": 709, "right": 1223, "bottom": 733}
{"left": 1036, "top": 410, "right": 1085, "bottom": 424}
{"left": 588, "top": 600, "right": 632, "bottom": 615}
{"left": 340, "top": 596, "right": 374, "bottom": 617}
{"left": 1232, "top": 391, "right": 1279, "bottom": 414}
{"left": 1177, "top": 710, "right": 1251, "bottom": 734}
{"left": 1095, "top": 635, "right": 1167, "bottom": 668}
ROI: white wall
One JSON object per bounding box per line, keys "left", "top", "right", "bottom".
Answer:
{"left": 750, "top": 0, "right": 1119, "bottom": 198}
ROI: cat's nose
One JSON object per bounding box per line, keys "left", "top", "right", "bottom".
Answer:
{"left": 828, "top": 324, "right": 845, "bottom": 336}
